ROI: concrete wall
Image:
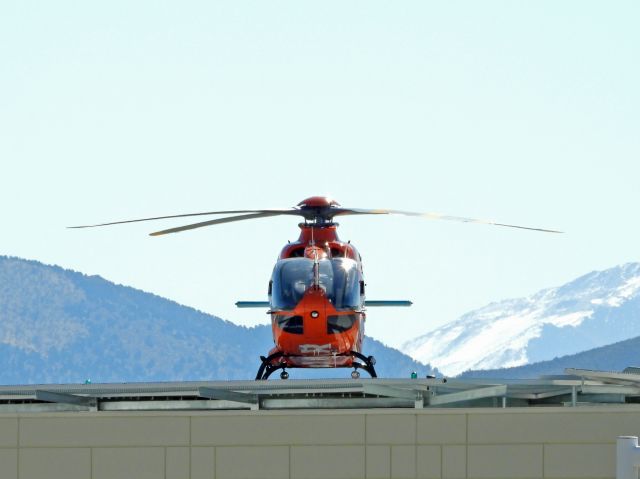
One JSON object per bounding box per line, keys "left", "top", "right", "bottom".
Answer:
{"left": 1, "top": 405, "right": 638, "bottom": 479}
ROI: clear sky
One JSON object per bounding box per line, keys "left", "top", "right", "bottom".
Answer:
{"left": 1, "top": 1, "right": 639, "bottom": 348}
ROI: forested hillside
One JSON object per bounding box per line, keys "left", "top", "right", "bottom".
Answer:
{"left": 0, "top": 256, "right": 435, "bottom": 384}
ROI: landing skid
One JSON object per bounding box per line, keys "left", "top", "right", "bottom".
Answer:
{"left": 255, "top": 351, "right": 286, "bottom": 380}
{"left": 255, "top": 351, "right": 377, "bottom": 380}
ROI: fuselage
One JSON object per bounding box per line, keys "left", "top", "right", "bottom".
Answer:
{"left": 268, "top": 223, "right": 366, "bottom": 368}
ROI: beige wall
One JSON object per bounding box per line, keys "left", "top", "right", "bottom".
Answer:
{"left": 1, "top": 405, "right": 638, "bottom": 479}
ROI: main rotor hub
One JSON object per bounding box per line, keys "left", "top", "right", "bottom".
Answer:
{"left": 297, "top": 196, "right": 340, "bottom": 208}
{"left": 296, "top": 196, "right": 341, "bottom": 224}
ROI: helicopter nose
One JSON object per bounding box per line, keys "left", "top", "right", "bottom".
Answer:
{"left": 299, "top": 288, "right": 327, "bottom": 337}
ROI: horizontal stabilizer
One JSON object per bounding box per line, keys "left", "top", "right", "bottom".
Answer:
{"left": 365, "top": 300, "right": 413, "bottom": 307}
{"left": 236, "top": 300, "right": 412, "bottom": 308}
{"left": 236, "top": 301, "right": 270, "bottom": 308}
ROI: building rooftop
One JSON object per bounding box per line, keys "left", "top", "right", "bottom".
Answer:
{"left": 1, "top": 368, "right": 639, "bottom": 413}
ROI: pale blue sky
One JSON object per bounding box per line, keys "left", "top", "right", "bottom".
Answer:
{"left": 1, "top": 1, "right": 638, "bottom": 347}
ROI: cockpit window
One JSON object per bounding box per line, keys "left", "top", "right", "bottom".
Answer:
{"left": 270, "top": 258, "right": 362, "bottom": 310}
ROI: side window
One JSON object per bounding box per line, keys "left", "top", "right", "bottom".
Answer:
{"left": 275, "top": 314, "right": 303, "bottom": 334}
{"left": 327, "top": 314, "right": 357, "bottom": 334}
{"left": 328, "top": 258, "right": 361, "bottom": 310}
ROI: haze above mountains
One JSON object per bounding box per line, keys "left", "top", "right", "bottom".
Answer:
{"left": 1, "top": 255, "right": 639, "bottom": 385}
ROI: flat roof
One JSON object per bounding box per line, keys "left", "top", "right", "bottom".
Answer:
{"left": 1, "top": 368, "right": 638, "bottom": 413}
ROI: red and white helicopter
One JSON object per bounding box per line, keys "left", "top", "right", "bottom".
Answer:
{"left": 71, "top": 196, "right": 560, "bottom": 379}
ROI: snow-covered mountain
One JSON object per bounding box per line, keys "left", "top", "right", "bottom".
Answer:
{"left": 404, "top": 263, "right": 640, "bottom": 376}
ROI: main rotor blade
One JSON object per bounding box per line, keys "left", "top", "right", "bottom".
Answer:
{"left": 68, "top": 209, "right": 296, "bottom": 229}
{"left": 149, "top": 211, "right": 286, "bottom": 236}
{"left": 334, "top": 208, "right": 562, "bottom": 233}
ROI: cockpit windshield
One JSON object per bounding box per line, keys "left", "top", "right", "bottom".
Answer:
{"left": 271, "top": 258, "right": 361, "bottom": 310}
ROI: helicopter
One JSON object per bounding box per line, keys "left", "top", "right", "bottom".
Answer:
{"left": 71, "top": 196, "right": 561, "bottom": 380}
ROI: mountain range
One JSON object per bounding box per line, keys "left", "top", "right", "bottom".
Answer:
{"left": 0, "top": 255, "right": 436, "bottom": 384}
{"left": 458, "top": 334, "right": 640, "bottom": 379}
{"left": 404, "top": 262, "right": 640, "bottom": 376}
{"left": 3, "top": 255, "right": 640, "bottom": 384}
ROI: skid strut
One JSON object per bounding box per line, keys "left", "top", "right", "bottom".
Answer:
{"left": 350, "top": 351, "right": 378, "bottom": 378}
{"left": 255, "top": 352, "right": 286, "bottom": 380}
{"left": 255, "top": 351, "right": 377, "bottom": 380}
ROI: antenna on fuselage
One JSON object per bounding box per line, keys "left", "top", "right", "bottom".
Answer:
{"left": 311, "top": 228, "right": 320, "bottom": 287}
